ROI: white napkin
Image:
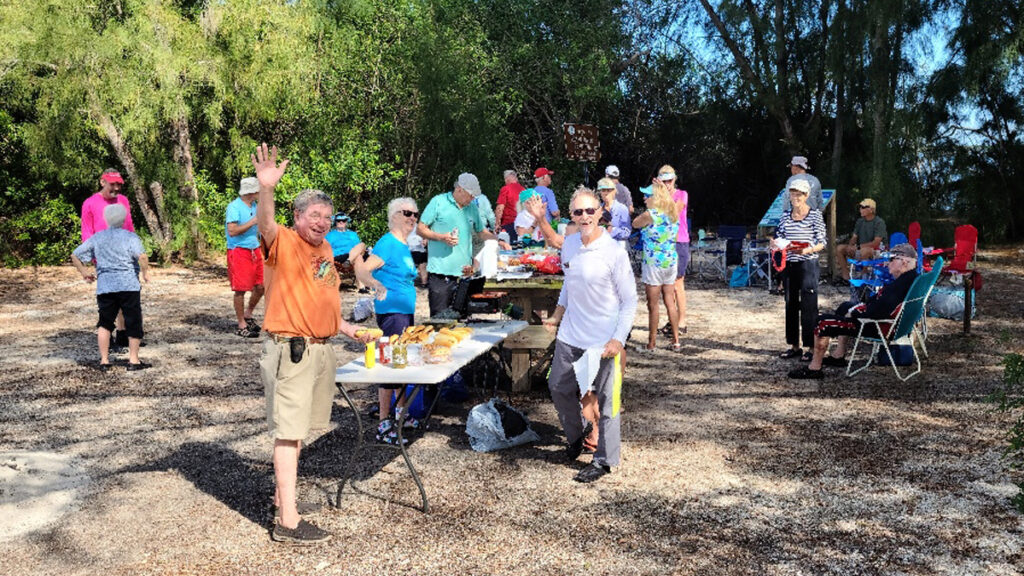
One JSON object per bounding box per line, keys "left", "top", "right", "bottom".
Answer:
{"left": 572, "top": 347, "right": 604, "bottom": 397}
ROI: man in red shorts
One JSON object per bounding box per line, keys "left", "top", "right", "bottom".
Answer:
{"left": 226, "top": 177, "right": 265, "bottom": 337}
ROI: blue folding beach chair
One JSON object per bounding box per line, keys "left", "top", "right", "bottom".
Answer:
{"left": 846, "top": 257, "right": 944, "bottom": 381}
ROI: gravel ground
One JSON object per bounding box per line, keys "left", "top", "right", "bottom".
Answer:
{"left": 1, "top": 247, "right": 1023, "bottom": 576}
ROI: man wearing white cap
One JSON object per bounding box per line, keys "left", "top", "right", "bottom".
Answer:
{"left": 418, "top": 173, "right": 504, "bottom": 316}
{"left": 782, "top": 155, "right": 823, "bottom": 211}
{"left": 604, "top": 165, "right": 634, "bottom": 214}
{"left": 225, "top": 177, "right": 265, "bottom": 337}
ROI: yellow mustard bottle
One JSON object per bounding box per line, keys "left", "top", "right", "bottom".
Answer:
{"left": 365, "top": 340, "right": 376, "bottom": 369}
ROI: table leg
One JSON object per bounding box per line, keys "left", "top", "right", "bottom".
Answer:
{"left": 391, "top": 385, "right": 430, "bottom": 513}
{"left": 510, "top": 349, "right": 531, "bottom": 392}
{"left": 334, "top": 382, "right": 364, "bottom": 508}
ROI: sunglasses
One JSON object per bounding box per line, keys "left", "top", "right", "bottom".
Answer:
{"left": 400, "top": 210, "right": 419, "bottom": 219}
{"left": 859, "top": 205, "right": 871, "bottom": 209}
{"left": 571, "top": 207, "right": 600, "bottom": 217}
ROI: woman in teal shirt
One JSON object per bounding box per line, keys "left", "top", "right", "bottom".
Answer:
{"left": 357, "top": 197, "right": 420, "bottom": 444}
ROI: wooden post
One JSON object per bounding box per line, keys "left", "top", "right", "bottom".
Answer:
{"left": 827, "top": 190, "right": 838, "bottom": 279}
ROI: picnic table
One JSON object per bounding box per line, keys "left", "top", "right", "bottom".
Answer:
{"left": 484, "top": 275, "right": 563, "bottom": 325}
{"left": 333, "top": 320, "right": 527, "bottom": 512}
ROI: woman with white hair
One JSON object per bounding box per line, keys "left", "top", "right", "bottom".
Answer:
{"left": 355, "top": 197, "right": 421, "bottom": 444}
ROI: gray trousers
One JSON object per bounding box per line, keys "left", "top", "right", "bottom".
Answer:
{"left": 548, "top": 339, "right": 621, "bottom": 467}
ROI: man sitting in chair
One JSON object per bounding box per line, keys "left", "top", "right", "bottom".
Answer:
{"left": 835, "top": 198, "right": 887, "bottom": 282}
{"left": 789, "top": 243, "right": 918, "bottom": 379}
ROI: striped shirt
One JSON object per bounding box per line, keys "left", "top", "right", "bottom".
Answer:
{"left": 777, "top": 209, "right": 826, "bottom": 262}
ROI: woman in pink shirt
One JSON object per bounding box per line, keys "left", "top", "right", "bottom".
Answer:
{"left": 656, "top": 165, "right": 689, "bottom": 337}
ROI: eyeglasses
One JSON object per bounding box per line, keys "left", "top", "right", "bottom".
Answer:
{"left": 400, "top": 209, "right": 419, "bottom": 219}
{"left": 571, "top": 207, "right": 600, "bottom": 217}
{"left": 858, "top": 205, "right": 871, "bottom": 209}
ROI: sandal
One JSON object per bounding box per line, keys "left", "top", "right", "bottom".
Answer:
{"left": 236, "top": 327, "right": 260, "bottom": 338}
{"left": 245, "top": 317, "right": 261, "bottom": 333}
{"left": 788, "top": 366, "right": 824, "bottom": 379}
{"left": 779, "top": 348, "right": 802, "bottom": 359}
{"left": 670, "top": 342, "right": 682, "bottom": 352}
{"left": 800, "top": 351, "right": 814, "bottom": 362}
{"left": 822, "top": 356, "right": 847, "bottom": 368}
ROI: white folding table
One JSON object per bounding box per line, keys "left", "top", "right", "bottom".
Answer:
{"left": 333, "top": 320, "right": 527, "bottom": 512}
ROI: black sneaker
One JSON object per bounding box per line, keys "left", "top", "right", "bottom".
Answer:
{"left": 271, "top": 519, "right": 331, "bottom": 545}
{"left": 271, "top": 501, "right": 323, "bottom": 520}
{"left": 245, "top": 318, "right": 261, "bottom": 333}
{"left": 236, "top": 327, "right": 260, "bottom": 338}
{"left": 574, "top": 462, "right": 611, "bottom": 483}
{"left": 126, "top": 362, "right": 151, "bottom": 372}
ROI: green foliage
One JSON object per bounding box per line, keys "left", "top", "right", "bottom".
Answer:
{"left": 0, "top": 196, "right": 79, "bottom": 267}
{"left": 195, "top": 170, "right": 233, "bottom": 254}
{"left": 991, "top": 354, "right": 1024, "bottom": 513}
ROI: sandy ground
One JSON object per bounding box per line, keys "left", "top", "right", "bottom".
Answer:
{"left": 1, "top": 248, "right": 1023, "bottom": 575}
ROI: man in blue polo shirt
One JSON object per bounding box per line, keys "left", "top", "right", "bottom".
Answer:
{"left": 533, "top": 167, "right": 560, "bottom": 220}
{"left": 418, "top": 173, "right": 504, "bottom": 316}
{"left": 225, "top": 177, "right": 264, "bottom": 337}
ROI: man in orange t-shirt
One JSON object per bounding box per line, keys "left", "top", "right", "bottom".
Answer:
{"left": 251, "top": 143, "right": 374, "bottom": 545}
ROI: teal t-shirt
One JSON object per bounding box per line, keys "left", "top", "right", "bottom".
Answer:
{"left": 371, "top": 232, "right": 417, "bottom": 314}
{"left": 421, "top": 192, "right": 483, "bottom": 276}
{"left": 325, "top": 229, "right": 361, "bottom": 257}
{"left": 224, "top": 197, "right": 259, "bottom": 249}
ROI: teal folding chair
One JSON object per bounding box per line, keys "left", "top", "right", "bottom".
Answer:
{"left": 914, "top": 256, "right": 944, "bottom": 358}
{"left": 846, "top": 258, "right": 943, "bottom": 381}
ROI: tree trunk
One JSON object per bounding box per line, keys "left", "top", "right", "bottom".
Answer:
{"left": 697, "top": 0, "right": 796, "bottom": 148}
{"left": 172, "top": 115, "right": 203, "bottom": 259}
{"left": 95, "top": 112, "right": 171, "bottom": 250}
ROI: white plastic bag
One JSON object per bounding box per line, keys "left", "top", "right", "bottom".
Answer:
{"left": 351, "top": 297, "right": 373, "bottom": 322}
{"left": 465, "top": 398, "right": 540, "bottom": 452}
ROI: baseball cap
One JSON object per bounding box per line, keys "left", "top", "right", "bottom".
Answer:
{"left": 533, "top": 167, "right": 554, "bottom": 179}
{"left": 788, "top": 179, "right": 811, "bottom": 194}
{"left": 596, "top": 178, "right": 616, "bottom": 191}
{"left": 640, "top": 185, "right": 654, "bottom": 197}
{"left": 658, "top": 171, "right": 677, "bottom": 181}
{"left": 456, "top": 173, "right": 481, "bottom": 197}
{"left": 860, "top": 198, "right": 876, "bottom": 210}
{"left": 605, "top": 165, "right": 620, "bottom": 178}
{"left": 238, "top": 177, "right": 259, "bottom": 196}
{"left": 518, "top": 188, "right": 540, "bottom": 205}
{"left": 101, "top": 171, "right": 124, "bottom": 184}
{"left": 788, "top": 156, "right": 810, "bottom": 170}
{"left": 334, "top": 213, "right": 351, "bottom": 223}
{"left": 891, "top": 243, "right": 917, "bottom": 260}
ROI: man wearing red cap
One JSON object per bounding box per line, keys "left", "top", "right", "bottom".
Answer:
{"left": 81, "top": 169, "right": 137, "bottom": 349}
{"left": 82, "top": 169, "right": 135, "bottom": 241}
{"left": 533, "top": 167, "right": 560, "bottom": 220}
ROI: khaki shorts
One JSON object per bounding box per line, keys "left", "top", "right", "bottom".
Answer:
{"left": 260, "top": 339, "right": 338, "bottom": 440}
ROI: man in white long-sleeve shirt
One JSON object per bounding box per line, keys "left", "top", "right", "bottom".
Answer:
{"left": 542, "top": 188, "right": 638, "bottom": 483}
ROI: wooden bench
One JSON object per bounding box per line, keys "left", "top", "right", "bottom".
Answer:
{"left": 502, "top": 325, "right": 556, "bottom": 392}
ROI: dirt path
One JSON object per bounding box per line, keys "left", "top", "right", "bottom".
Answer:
{"left": 1, "top": 249, "right": 1023, "bottom": 575}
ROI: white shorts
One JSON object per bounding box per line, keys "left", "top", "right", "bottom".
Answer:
{"left": 642, "top": 262, "right": 677, "bottom": 286}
